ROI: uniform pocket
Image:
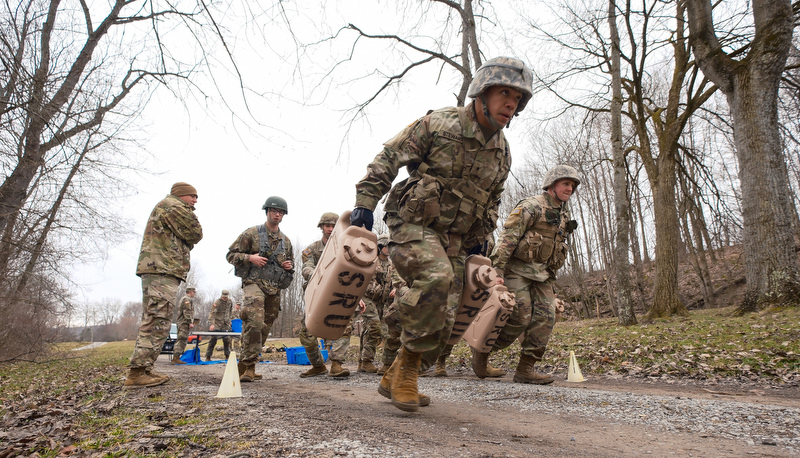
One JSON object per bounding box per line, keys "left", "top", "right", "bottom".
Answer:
{"left": 513, "top": 232, "right": 542, "bottom": 263}
{"left": 549, "top": 241, "right": 568, "bottom": 270}
{"left": 399, "top": 175, "right": 441, "bottom": 226}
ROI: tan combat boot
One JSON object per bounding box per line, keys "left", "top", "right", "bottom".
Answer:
{"left": 358, "top": 360, "right": 378, "bottom": 373}
{"left": 485, "top": 362, "right": 506, "bottom": 378}
{"left": 513, "top": 354, "right": 554, "bottom": 385}
{"left": 471, "top": 349, "right": 490, "bottom": 379}
{"left": 300, "top": 364, "right": 328, "bottom": 378}
{"left": 123, "top": 368, "right": 168, "bottom": 389}
{"left": 171, "top": 354, "right": 186, "bottom": 365}
{"left": 329, "top": 361, "right": 350, "bottom": 378}
{"left": 376, "top": 362, "right": 392, "bottom": 376}
{"left": 434, "top": 355, "right": 448, "bottom": 377}
{"left": 146, "top": 368, "right": 170, "bottom": 383}
{"left": 378, "top": 357, "right": 430, "bottom": 407}
{"left": 240, "top": 364, "right": 256, "bottom": 382}
{"left": 390, "top": 347, "right": 422, "bottom": 412}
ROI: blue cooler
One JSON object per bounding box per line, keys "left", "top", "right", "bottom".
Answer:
{"left": 231, "top": 319, "right": 242, "bottom": 333}
{"left": 286, "top": 346, "right": 329, "bottom": 365}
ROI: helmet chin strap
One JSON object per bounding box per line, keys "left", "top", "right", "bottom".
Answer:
{"left": 479, "top": 94, "right": 504, "bottom": 131}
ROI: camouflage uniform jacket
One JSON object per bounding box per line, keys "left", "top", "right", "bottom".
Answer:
{"left": 301, "top": 239, "right": 325, "bottom": 289}
{"left": 491, "top": 192, "right": 574, "bottom": 282}
{"left": 355, "top": 102, "right": 511, "bottom": 250}
{"left": 226, "top": 224, "right": 294, "bottom": 295}
{"left": 364, "top": 256, "right": 394, "bottom": 305}
{"left": 136, "top": 194, "right": 203, "bottom": 280}
{"left": 176, "top": 295, "right": 194, "bottom": 323}
{"left": 208, "top": 297, "right": 233, "bottom": 330}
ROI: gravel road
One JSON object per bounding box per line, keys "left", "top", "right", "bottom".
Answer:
{"left": 127, "top": 356, "right": 800, "bottom": 457}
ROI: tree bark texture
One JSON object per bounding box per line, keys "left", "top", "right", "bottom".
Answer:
{"left": 609, "top": 0, "right": 636, "bottom": 325}
{"left": 687, "top": 0, "right": 800, "bottom": 312}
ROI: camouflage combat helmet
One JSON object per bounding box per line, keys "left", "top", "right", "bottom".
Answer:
{"left": 467, "top": 57, "right": 533, "bottom": 115}
{"left": 542, "top": 165, "right": 581, "bottom": 191}
{"left": 377, "top": 234, "right": 389, "bottom": 248}
{"left": 262, "top": 196, "right": 288, "bottom": 214}
{"left": 318, "top": 212, "right": 339, "bottom": 227}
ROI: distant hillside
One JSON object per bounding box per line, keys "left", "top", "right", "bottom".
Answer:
{"left": 556, "top": 245, "right": 747, "bottom": 320}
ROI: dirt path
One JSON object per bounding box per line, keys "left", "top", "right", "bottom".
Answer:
{"left": 129, "top": 356, "right": 799, "bottom": 457}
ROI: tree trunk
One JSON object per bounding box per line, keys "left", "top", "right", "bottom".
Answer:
{"left": 687, "top": 0, "right": 800, "bottom": 313}
{"left": 609, "top": 0, "right": 636, "bottom": 326}
{"left": 646, "top": 146, "right": 688, "bottom": 318}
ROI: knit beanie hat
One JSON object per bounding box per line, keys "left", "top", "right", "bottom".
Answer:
{"left": 171, "top": 182, "right": 197, "bottom": 197}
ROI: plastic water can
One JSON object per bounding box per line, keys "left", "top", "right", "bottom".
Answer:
{"left": 447, "top": 255, "right": 497, "bottom": 345}
{"left": 463, "top": 285, "right": 515, "bottom": 353}
{"left": 304, "top": 211, "right": 378, "bottom": 340}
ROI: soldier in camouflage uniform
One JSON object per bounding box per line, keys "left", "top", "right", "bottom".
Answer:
{"left": 378, "top": 266, "right": 406, "bottom": 375}
{"left": 205, "top": 289, "right": 234, "bottom": 361}
{"left": 226, "top": 196, "right": 294, "bottom": 382}
{"left": 171, "top": 287, "right": 197, "bottom": 365}
{"left": 356, "top": 234, "right": 394, "bottom": 373}
{"left": 296, "top": 212, "right": 361, "bottom": 378}
{"left": 479, "top": 165, "right": 580, "bottom": 384}
{"left": 125, "top": 182, "right": 203, "bottom": 388}
{"left": 350, "top": 57, "right": 533, "bottom": 412}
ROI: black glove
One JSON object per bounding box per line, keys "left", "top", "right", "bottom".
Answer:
{"left": 350, "top": 207, "right": 374, "bottom": 231}
{"left": 468, "top": 241, "right": 487, "bottom": 256}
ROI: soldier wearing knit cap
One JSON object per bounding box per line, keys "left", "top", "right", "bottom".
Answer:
{"left": 124, "top": 182, "right": 203, "bottom": 388}
{"left": 171, "top": 182, "right": 198, "bottom": 198}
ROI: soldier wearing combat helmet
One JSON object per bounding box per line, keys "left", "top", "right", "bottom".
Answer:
{"left": 355, "top": 234, "right": 395, "bottom": 374}
{"left": 171, "top": 286, "right": 197, "bottom": 365}
{"left": 296, "top": 212, "right": 363, "bottom": 379}
{"left": 226, "top": 196, "right": 294, "bottom": 382}
{"left": 205, "top": 289, "right": 235, "bottom": 361}
{"left": 350, "top": 56, "right": 533, "bottom": 412}
{"left": 477, "top": 165, "right": 580, "bottom": 384}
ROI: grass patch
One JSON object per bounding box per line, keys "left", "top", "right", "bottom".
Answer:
{"left": 446, "top": 306, "right": 800, "bottom": 383}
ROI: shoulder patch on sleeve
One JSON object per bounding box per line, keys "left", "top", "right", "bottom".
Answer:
{"left": 510, "top": 208, "right": 522, "bottom": 216}
{"left": 302, "top": 248, "right": 311, "bottom": 256}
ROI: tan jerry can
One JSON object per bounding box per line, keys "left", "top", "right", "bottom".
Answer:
{"left": 304, "top": 210, "right": 378, "bottom": 340}
{"left": 462, "top": 285, "right": 516, "bottom": 353}
{"left": 447, "top": 255, "right": 498, "bottom": 345}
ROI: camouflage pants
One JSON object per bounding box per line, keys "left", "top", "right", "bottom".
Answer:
{"left": 389, "top": 227, "right": 465, "bottom": 354}
{"left": 173, "top": 318, "right": 191, "bottom": 358}
{"left": 298, "top": 311, "right": 352, "bottom": 364}
{"left": 357, "top": 297, "right": 383, "bottom": 362}
{"left": 240, "top": 282, "right": 281, "bottom": 365}
{"left": 205, "top": 335, "right": 231, "bottom": 359}
{"left": 382, "top": 297, "right": 402, "bottom": 365}
{"left": 490, "top": 273, "right": 556, "bottom": 361}
{"left": 129, "top": 274, "right": 180, "bottom": 369}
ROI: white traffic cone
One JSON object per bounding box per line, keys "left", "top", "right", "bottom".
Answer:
{"left": 215, "top": 351, "right": 242, "bottom": 398}
{"left": 567, "top": 350, "right": 585, "bottom": 383}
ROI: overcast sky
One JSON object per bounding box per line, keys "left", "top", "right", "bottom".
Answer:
{"left": 72, "top": 1, "right": 530, "bottom": 307}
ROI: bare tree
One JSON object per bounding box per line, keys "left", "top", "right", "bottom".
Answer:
{"left": 687, "top": 0, "right": 800, "bottom": 312}
{"left": 302, "top": 0, "right": 506, "bottom": 159}
{"left": 524, "top": 0, "right": 717, "bottom": 318}
{"left": 609, "top": 0, "right": 636, "bottom": 325}
{"left": 0, "top": 0, "right": 254, "bottom": 359}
